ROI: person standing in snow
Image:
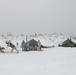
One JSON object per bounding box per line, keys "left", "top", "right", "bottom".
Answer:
{"left": 37, "top": 40, "right": 41, "bottom": 50}
{"left": 21, "top": 40, "right": 26, "bottom": 51}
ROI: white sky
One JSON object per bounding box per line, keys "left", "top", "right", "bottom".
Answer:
{"left": 0, "top": 0, "right": 76, "bottom": 36}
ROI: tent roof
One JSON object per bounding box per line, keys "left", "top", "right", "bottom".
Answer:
{"left": 59, "top": 39, "right": 76, "bottom": 47}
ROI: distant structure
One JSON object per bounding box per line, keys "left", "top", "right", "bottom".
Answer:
{"left": 58, "top": 39, "right": 76, "bottom": 47}
{"left": 21, "top": 39, "right": 42, "bottom": 51}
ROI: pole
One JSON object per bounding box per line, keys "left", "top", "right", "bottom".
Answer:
{"left": 26, "top": 36, "right": 28, "bottom": 51}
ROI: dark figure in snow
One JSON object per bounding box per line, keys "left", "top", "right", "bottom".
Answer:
{"left": 6, "top": 41, "right": 19, "bottom": 53}
{"left": 16, "top": 42, "right": 18, "bottom": 46}
{"left": 21, "top": 40, "right": 26, "bottom": 51}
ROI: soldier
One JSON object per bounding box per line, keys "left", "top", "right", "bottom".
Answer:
{"left": 21, "top": 40, "right": 26, "bottom": 51}
{"left": 37, "top": 40, "right": 41, "bottom": 50}
{"left": 10, "top": 43, "right": 19, "bottom": 53}
{"left": 6, "top": 40, "right": 19, "bottom": 53}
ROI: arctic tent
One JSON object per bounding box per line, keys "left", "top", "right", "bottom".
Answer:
{"left": 58, "top": 39, "right": 76, "bottom": 47}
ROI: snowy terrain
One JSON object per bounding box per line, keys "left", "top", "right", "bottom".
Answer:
{"left": 0, "top": 34, "right": 76, "bottom": 75}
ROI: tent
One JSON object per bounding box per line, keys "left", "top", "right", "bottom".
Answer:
{"left": 58, "top": 39, "right": 76, "bottom": 47}
{"left": 21, "top": 39, "right": 42, "bottom": 51}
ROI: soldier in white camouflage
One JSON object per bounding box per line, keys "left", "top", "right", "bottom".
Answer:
{"left": 6, "top": 40, "right": 19, "bottom": 53}
{"left": 37, "top": 40, "right": 41, "bottom": 50}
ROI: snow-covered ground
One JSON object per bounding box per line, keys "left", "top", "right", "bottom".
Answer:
{"left": 0, "top": 34, "right": 76, "bottom": 75}
{"left": 0, "top": 47, "right": 76, "bottom": 75}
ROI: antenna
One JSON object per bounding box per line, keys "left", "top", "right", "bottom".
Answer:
{"left": 26, "top": 36, "right": 28, "bottom": 51}
{"left": 26, "top": 36, "right": 28, "bottom": 43}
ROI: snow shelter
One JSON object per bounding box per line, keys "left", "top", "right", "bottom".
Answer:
{"left": 58, "top": 39, "right": 76, "bottom": 47}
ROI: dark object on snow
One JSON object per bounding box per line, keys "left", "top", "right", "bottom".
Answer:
{"left": 21, "top": 40, "right": 26, "bottom": 51}
{"left": 21, "top": 39, "right": 45, "bottom": 51}
{"left": 21, "top": 39, "right": 38, "bottom": 51}
{"left": 42, "top": 45, "right": 55, "bottom": 48}
{"left": 0, "top": 46, "right": 5, "bottom": 53}
{"left": 58, "top": 39, "right": 76, "bottom": 47}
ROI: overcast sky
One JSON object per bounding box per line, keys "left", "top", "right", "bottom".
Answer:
{"left": 0, "top": 0, "right": 76, "bottom": 36}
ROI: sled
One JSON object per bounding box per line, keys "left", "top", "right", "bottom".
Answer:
{"left": 0, "top": 47, "right": 5, "bottom": 53}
